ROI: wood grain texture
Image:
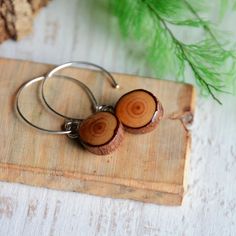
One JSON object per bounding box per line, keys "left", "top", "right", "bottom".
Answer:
{"left": 0, "top": 0, "right": 236, "bottom": 235}
{"left": 0, "top": 58, "right": 195, "bottom": 205}
{"left": 78, "top": 111, "right": 124, "bottom": 155}
{"left": 115, "top": 89, "right": 164, "bottom": 134}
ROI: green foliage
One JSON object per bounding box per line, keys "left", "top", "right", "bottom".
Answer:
{"left": 109, "top": 0, "right": 236, "bottom": 103}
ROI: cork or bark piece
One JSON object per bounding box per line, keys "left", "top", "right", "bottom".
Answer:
{"left": 0, "top": 0, "right": 50, "bottom": 43}
{"left": 27, "top": 0, "right": 51, "bottom": 12}
{"left": 0, "top": 15, "right": 9, "bottom": 42}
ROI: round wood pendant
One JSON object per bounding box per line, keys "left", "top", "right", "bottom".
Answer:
{"left": 115, "top": 89, "right": 163, "bottom": 134}
{"left": 78, "top": 112, "right": 124, "bottom": 155}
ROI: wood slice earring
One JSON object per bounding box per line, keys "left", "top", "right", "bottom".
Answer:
{"left": 78, "top": 111, "right": 123, "bottom": 155}
{"left": 115, "top": 89, "right": 163, "bottom": 134}
{"left": 41, "top": 61, "right": 124, "bottom": 155}
{"left": 16, "top": 75, "right": 124, "bottom": 156}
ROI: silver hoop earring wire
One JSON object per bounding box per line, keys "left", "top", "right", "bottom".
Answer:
{"left": 16, "top": 75, "right": 98, "bottom": 135}
{"left": 41, "top": 61, "right": 120, "bottom": 120}
{"left": 16, "top": 76, "right": 70, "bottom": 135}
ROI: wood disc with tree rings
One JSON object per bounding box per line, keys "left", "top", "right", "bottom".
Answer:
{"left": 78, "top": 112, "right": 124, "bottom": 155}
{"left": 115, "top": 89, "right": 163, "bottom": 134}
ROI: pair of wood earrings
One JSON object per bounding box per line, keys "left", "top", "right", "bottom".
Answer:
{"left": 16, "top": 61, "right": 163, "bottom": 155}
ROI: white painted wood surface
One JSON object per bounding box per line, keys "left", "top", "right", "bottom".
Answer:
{"left": 0, "top": 0, "right": 236, "bottom": 235}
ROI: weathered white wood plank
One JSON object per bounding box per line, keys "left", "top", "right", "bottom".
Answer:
{"left": 0, "top": 0, "right": 236, "bottom": 235}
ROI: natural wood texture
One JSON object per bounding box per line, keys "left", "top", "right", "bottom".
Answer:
{"left": 115, "top": 89, "right": 163, "bottom": 134}
{"left": 0, "top": 1, "right": 235, "bottom": 234}
{"left": 78, "top": 112, "right": 124, "bottom": 155}
{"left": 0, "top": 0, "right": 50, "bottom": 43}
{"left": 0, "top": 58, "right": 195, "bottom": 205}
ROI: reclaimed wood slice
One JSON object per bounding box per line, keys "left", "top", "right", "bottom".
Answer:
{"left": 0, "top": 59, "right": 195, "bottom": 205}
{"left": 78, "top": 112, "right": 124, "bottom": 155}
{"left": 115, "top": 89, "right": 164, "bottom": 134}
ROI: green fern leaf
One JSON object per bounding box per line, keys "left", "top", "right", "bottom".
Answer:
{"left": 109, "top": 0, "right": 236, "bottom": 103}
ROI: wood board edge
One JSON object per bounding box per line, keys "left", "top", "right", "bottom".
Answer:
{"left": 0, "top": 57, "right": 195, "bottom": 89}
{"left": 0, "top": 163, "right": 183, "bottom": 205}
{"left": 0, "top": 162, "right": 184, "bottom": 195}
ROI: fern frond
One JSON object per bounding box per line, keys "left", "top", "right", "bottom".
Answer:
{"left": 146, "top": 0, "right": 209, "bottom": 27}
{"left": 109, "top": 0, "right": 236, "bottom": 103}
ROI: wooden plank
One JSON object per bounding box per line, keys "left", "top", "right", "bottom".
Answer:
{"left": 0, "top": 58, "right": 195, "bottom": 205}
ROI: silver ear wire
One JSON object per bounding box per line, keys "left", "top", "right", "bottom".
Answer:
{"left": 47, "top": 61, "right": 119, "bottom": 88}
{"left": 15, "top": 76, "right": 72, "bottom": 135}
{"left": 41, "top": 61, "right": 120, "bottom": 120}
{"left": 16, "top": 62, "right": 120, "bottom": 135}
{"left": 40, "top": 74, "right": 99, "bottom": 120}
